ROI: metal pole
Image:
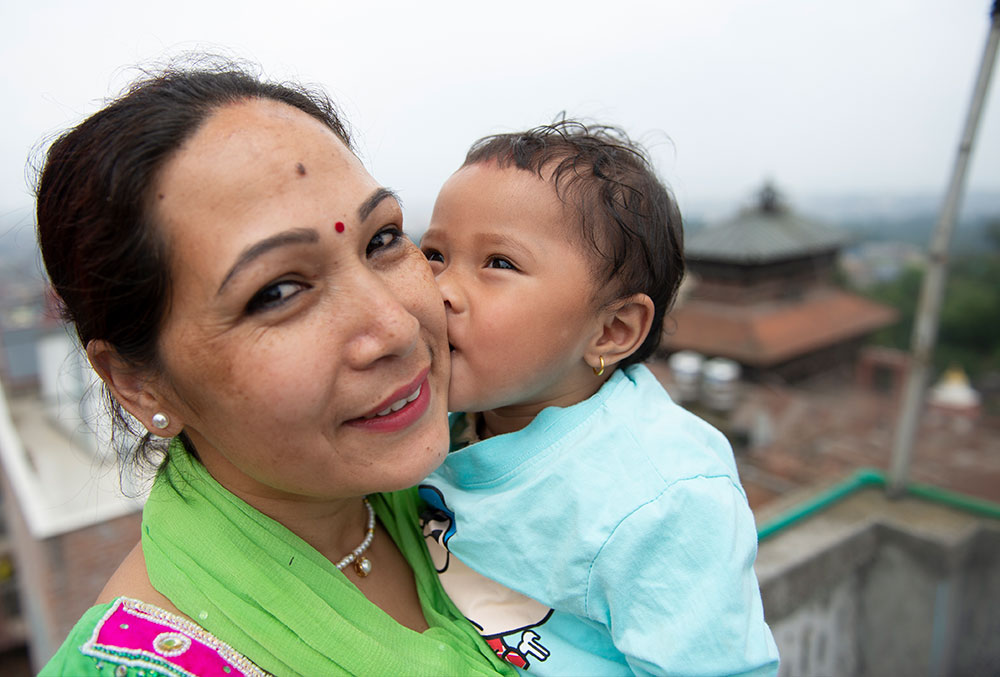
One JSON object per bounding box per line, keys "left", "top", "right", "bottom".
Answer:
{"left": 888, "top": 1, "right": 1000, "bottom": 496}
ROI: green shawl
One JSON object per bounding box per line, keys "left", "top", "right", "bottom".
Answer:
{"left": 141, "top": 440, "right": 514, "bottom": 676}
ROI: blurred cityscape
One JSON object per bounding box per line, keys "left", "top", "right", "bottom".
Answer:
{"left": 1, "top": 186, "right": 999, "bottom": 675}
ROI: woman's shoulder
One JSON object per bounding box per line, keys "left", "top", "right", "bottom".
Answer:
{"left": 40, "top": 596, "right": 267, "bottom": 677}
{"left": 96, "top": 542, "right": 176, "bottom": 610}
{"left": 42, "top": 543, "right": 266, "bottom": 676}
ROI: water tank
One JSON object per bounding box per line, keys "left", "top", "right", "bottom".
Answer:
{"left": 668, "top": 350, "right": 703, "bottom": 403}
{"left": 702, "top": 357, "right": 741, "bottom": 412}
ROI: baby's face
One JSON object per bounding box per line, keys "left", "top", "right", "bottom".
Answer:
{"left": 421, "top": 162, "right": 603, "bottom": 417}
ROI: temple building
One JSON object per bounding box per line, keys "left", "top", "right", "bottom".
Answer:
{"left": 665, "top": 184, "right": 897, "bottom": 381}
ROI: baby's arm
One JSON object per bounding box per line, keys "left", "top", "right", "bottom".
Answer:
{"left": 586, "top": 474, "right": 779, "bottom": 677}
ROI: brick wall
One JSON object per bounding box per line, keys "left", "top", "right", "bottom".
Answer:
{"left": 0, "top": 467, "right": 139, "bottom": 669}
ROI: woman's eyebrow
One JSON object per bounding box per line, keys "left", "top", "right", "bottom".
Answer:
{"left": 217, "top": 228, "right": 319, "bottom": 294}
{"left": 358, "top": 187, "right": 401, "bottom": 222}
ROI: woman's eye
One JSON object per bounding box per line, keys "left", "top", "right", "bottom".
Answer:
{"left": 486, "top": 256, "right": 516, "bottom": 271}
{"left": 367, "top": 227, "right": 404, "bottom": 257}
{"left": 423, "top": 249, "right": 444, "bottom": 264}
{"left": 246, "top": 280, "right": 309, "bottom": 314}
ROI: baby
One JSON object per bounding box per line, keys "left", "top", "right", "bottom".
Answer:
{"left": 419, "top": 120, "right": 779, "bottom": 676}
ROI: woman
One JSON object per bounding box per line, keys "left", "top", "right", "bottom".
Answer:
{"left": 36, "top": 63, "right": 515, "bottom": 676}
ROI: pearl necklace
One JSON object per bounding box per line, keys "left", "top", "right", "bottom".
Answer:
{"left": 334, "top": 497, "right": 375, "bottom": 577}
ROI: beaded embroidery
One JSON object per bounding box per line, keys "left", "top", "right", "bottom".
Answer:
{"left": 80, "top": 597, "right": 267, "bottom": 676}
{"left": 152, "top": 632, "right": 191, "bottom": 657}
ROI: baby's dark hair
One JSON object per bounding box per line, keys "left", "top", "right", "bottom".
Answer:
{"left": 463, "top": 119, "right": 684, "bottom": 367}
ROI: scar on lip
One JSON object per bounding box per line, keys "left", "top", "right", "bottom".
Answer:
{"left": 295, "top": 162, "right": 307, "bottom": 176}
{"left": 335, "top": 221, "right": 346, "bottom": 233}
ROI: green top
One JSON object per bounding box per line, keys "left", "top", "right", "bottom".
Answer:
{"left": 41, "top": 440, "right": 514, "bottom": 676}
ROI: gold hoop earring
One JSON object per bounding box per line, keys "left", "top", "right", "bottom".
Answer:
{"left": 593, "top": 355, "right": 605, "bottom": 377}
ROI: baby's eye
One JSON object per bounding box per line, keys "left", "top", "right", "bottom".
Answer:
{"left": 246, "top": 280, "right": 309, "bottom": 314}
{"left": 367, "top": 227, "right": 405, "bottom": 257}
{"left": 486, "top": 256, "right": 516, "bottom": 271}
{"left": 423, "top": 249, "right": 444, "bottom": 264}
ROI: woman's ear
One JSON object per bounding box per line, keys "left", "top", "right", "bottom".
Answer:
{"left": 86, "top": 340, "right": 181, "bottom": 435}
{"left": 586, "top": 293, "right": 655, "bottom": 373}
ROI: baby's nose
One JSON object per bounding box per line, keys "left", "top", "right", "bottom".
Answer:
{"left": 437, "top": 273, "right": 466, "bottom": 314}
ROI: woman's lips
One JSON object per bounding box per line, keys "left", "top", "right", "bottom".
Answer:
{"left": 346, "top": 370, "right": 431, "bottom": 433}
{"left": 363, "top": 382, "right": 423, "bottom": 418}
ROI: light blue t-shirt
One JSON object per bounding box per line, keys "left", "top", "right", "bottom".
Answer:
{"left": 420, "top": 364, "right": 779, "bottom": 676}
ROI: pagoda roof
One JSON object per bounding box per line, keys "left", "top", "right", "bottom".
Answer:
{"left": 686, "top": 184, "right": 851, "bottom": 264}
{"left": 664, "top": 289, "right": 897, "bottom": 367}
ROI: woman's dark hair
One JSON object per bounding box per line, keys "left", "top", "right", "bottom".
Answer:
{"left": 463, "top": 119, "right": 684, "bottom": 367}
{"left": 34, "top": 59, "right": 352, "bottom": 473}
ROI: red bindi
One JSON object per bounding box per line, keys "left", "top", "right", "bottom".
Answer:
{"left": 335, "top": 221, "right": 345, "bottom": 233}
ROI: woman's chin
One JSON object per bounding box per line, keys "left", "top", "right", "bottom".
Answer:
{"left": 375, "top": 416, "right": 451, "bottom": 491}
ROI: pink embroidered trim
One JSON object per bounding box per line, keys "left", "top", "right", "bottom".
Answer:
{"left": 81, "top": 597, "right": 267, "bottom": 676}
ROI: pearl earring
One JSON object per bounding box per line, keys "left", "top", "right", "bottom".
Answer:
{"left": 151, "top": 412, "right": 170, "bottom": 430}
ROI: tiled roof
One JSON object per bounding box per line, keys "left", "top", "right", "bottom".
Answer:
{"left": 664, "top": 290, "right": 898, "bottom": 366}
{"left": 686, "top": 194, "right": 850, "bottom": 264}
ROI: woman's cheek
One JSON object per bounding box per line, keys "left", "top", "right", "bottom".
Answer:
{"left": 399, "top": 248, "right": 448, "bottom": 339}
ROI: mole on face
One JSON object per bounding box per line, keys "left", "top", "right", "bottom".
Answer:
{"left": 335, "top": 221, "right": 345, "bottom": 233}
{"left": 295, "top": 162, "right": 307, "bottom": 176}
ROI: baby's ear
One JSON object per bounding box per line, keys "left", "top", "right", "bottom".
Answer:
{"left": 86, "top": 340, "right": 182, "bottom": 436}
{"left": 586, "top": 293, "right": 655, "bottom": 373}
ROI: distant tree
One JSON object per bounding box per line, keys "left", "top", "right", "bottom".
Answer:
{"left": 861, "top": 253, "right": 1000, "bottom": 377}
{"left": 937, "top": 255, "right": 1000, "bottom": 372}
{"left": 865, "top": 266, "right": 921, "bottom": 349}
{"left": 986, "top": 218, "right": 1000, "bottom": 251}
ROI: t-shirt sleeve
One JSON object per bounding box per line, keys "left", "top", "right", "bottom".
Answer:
{"left": 585, "top": 475, "right": 780, "bottom": 677}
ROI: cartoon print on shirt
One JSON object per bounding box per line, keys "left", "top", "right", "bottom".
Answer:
{"left": 419, "top": 484, "right": 554, "bottom": 669}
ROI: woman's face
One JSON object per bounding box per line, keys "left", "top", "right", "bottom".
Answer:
{"left": 148, "top": 99, "right": 450, "bottom": 501}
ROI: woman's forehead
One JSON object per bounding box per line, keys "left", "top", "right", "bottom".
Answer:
{"left": 155, "top": 101, "right": 368, "bottom": 233}
{"left": 150, "top": 99, "right": 376, "bottom": 287}
{"left": 166, "top": 99, "right": 359, "bottom": 191}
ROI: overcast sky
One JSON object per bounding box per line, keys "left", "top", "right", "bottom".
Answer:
{"left": 2, "top": 0, "right": 998, "bottom": 235}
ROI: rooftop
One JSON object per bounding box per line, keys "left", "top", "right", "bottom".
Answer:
{"left": 665, "top": 289, "right": 898, "bottom": 367}
{"left": 686, "top": 184, "right": 851, "bottom": 265}
{"left": 0, "top": 386, "right": 142, "bottom": 540}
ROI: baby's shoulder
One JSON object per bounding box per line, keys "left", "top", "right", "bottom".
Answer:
{"left": 598, "top": 369, "right": 737, "bottom": 477}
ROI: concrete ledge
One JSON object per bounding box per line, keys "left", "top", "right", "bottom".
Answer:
{"left": 757, "top": 487, "right": 1000, "bottom": 676}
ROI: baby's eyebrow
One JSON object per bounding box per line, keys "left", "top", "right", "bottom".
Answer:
{"left": 476, "top": 232, "right": 535, "bottom": 260}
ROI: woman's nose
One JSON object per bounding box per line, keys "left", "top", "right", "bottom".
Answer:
{"left": 343, "top": 274, "right": 420, "bottom": 369}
